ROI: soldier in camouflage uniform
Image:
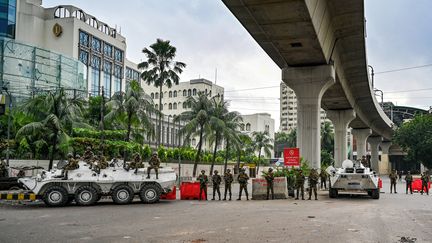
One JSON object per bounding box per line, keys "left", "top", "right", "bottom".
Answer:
{"left": 405, "top": 171, "right": 413, "bottom": 194}
{"left": 223, "top": 169, "right": 233, "bottom": 200}
{"left": 197, "top": 170, "right": 208, "bottom": 200}
{"left": 295, "top": 169, "right": 305, "bottom": 200}
{"left": 308, "top": 168, "right": 319, "bottom": 200}
{"left": 212, "top": 170, "right": 222, "bottom": 200}
{"left": 62, "top": 153, "right": 79, "bottom": 180}
{"left": 265, "top": 168, "right": 275, "bottom": 200}
{"left": 389, "top": 169, "right": 398, "bottom": 193}
{"left": 147, "top": 153, "right": 161, "bottom": 179}
{"left": 421, "top": 172, "right": 430, "bottom": 195}
{"left": 83, "top": 146, "right": 94, "bottom": 164}
{"left": 129, "top": 153, "right": 144, "bottom": 174}
{"left": 237, "top": 168, "right": 249, "bottom": 200}
{"left": 0, "top": 157, "right": 7, "bottom": 177}
{"left": 320, "top": 169, "right": 328, "bottom": 189}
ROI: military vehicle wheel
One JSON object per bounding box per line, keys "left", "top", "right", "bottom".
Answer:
{"left": 371, "top": 189, "right": 380, "bottom": 199}
{"left": 9, "top": 186, "right": 21, "bottom": 190}
{"left": 139, "top": 184, "right": 161, "bottom": 204}
{"left": 329, "top": 188, "right": 338, "bottom": 198}
{"left": 75, "top": 186, "right": 98, "bottom": 206}
{"left": 112, "top": 185, "right": 134, "bottom": 205}
{"left": 42, "top": 185, "right": 68, "bottom": 207}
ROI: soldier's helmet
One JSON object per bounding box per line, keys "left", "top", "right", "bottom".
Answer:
{"left": 227, "top": 169, "right": 231, "bottom": 173}
{"left": 86, "top": 146, "right": 91, "bottom": 150}
{"left": 75, "top": 154, "right": 81, "bottom": 159}
{"left": 201, "top": 170, "right": 205, "bottom": 173}
{"left": 67, "top": 153, "right": 73, "bottom": 158}
{"left": 214, "top": 170, "right": 218, "bottom": 174}
{"left": 240, "top": 168, "right": 245, "bottom": 172}
{"left": 152, "top": 152, "right": 157, "bottom": 156}
{"left": 407, "top": 171, "right": 411, "bottom": 174}
{"left": 268, "top": 168, "right": 273, "bottom": 172}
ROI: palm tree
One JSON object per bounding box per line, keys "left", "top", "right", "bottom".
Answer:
{"left": 252, "top": 131, "right": 274, "bottom": 174}
{"left": 175, "top": 92, "right": 212, "bottom": 177}
{"left": 138, "top": 39, "right": 186, "bottom": 146}
{"left": 16, "top": 88, "right": 87, "bottom": 170}
{"left": 208, "top": 98, "right": 242, "bottom": 174}
{"left": 321, "top": 121, "right": 334, "bottom": 154}
{"left": 105, "top": 80, "right": 157, "bottom": 159}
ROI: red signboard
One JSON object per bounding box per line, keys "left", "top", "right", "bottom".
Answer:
{"left": 284, "top": 148, "right": 300, "bottom": 166}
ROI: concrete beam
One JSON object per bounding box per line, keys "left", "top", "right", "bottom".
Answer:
{"left": 368, "top": 136, "right": 383, "bottom": 173}
{"left": 327, "top": 109, "right": 356, "bottom": 167}
{"left": 351, "top": 128, "right": 371, "bottom": 160}
{"left": 282, "top": 65, "right": 335, "bottom": 169}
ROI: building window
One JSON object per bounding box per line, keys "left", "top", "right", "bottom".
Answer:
{"left": 209, "top": 90, "right": 212, "bottom": 97}
{"left": 103, "top": 60, "right": 112, "bottom": 96}
{"left": 103, "top": 43, "right": 112, "bottom": 57}
{"left": 91, "top": 37, "right": 101, "bottom": 53}
{"left": 192, "top": 88, "right": 197, "bottom": 96}
{"left": 72, "top": 10, "right": 85, "bottom": 21}
{"left": 169, "top": 103, "right": 172, "bottom": 110}
{"left": 173, "top": 103, "right": 177, "bottom": 110}
{"left": 188, "top": 89, "right": 191, "bottom": 96}
{"left": 155, "top": 93, "right": 159, "bottom": 99}
{"left": 265, "top": 125, "right": 270, "bottom": 133}
{"left": 113, "top": 65, "right": 122, "bottom": 93}
{"left": 114, "top": 48, "right": 123, "bottom": 62}
{"left": 183, "top": 90, "right": 187, "bottom": 96}
{"left": 246, "top": 123, "right": 251, "bottom": 131}
{"left": 87, "top": 17, "right": 98, "bottom": 28}
{"left": 240, "top": 124, "right": 245, "bottom": 131}
{"left": 192, "top": 138, "right": 196, "bottom": 146}
{"left": 54, "top": 6, "right": 70, "bottom": 18}
{"left": 155, "top": 104, "right": 158, "bottom": 110}
{"left": 169, "top": 91, "right": 172, "bottom": 98}
{"left": 78, "top": 49, "right": 88, "bottom": 65}
{"left": 151, "top": 93, "right": 154, "bottom": 99}
{"left": 79, "top": 31, "right": 89, "bottom": 47}
{"left": 173, "top": 91, "right": 177, "bottom": 97}
{"left": 183, "top": 103, "right": 187, "bottom": 109}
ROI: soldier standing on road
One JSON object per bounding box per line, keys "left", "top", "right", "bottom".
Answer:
{"left": 405, "top": 171, "right": 413, "bottom": 194}
{"left": 265, "top": 168, "right": 275, "bottom": 200}
{"left": 212, "top": 170, "right": 222, "bottom": 200}
{"left": 237, "top": 168, "right": 249, "bottom": 200}
{"left": 147, "top": 153, "right": 161, "bottom": 179}
{"left": 223, "top": 169, "right": 233, "bottom": 200}
{"left": 389, "top": 169, "right": 398, "bottom": 193}
{"left": 197, "top": 170, "right": 208, "bottom": 200}
{"left": 308, "top": 168, "right": 319, "bottom": 200}
{"left": 319, "top": 169, "right": 328, "bottom": 189}
{"left": 420, "top": 172, "right": 430, "bottom": 195}
{"left": 0, "top": 157, "right": 7, "bottom": 177}
{"left": 295, "top": 169, "right": 305, "bottom": 200}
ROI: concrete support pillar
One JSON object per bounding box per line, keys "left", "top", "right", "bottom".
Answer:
{"left": 282, "top": 65, "right": 335, "bottom": 169}
{"left": 349, "top": 129, "right": 354, "bottom": 160}
{"left": 327, "top": 109, "right": 356, "bottom": 167}
{"left": 379, "top": 142, "right": 391, "bottom": 175}
{"left": 368, "top": 136, "right": 383, "bottom": 173}
{"left": 351, "top": 128, "right": 372, "bottom": 160}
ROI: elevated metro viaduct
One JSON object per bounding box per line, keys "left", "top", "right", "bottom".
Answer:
{"left": 223, "top": 0, "right": 395, "bottom": 173}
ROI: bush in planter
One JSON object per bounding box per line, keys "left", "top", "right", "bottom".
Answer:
{"left": 158, "top": 146, "right": 167, "bottom": 162}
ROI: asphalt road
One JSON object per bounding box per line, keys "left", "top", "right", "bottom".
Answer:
{"left": 0, "top": 178, "right": 431, "bottom": 243}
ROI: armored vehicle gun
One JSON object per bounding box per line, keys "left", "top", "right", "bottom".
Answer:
{"left": 326, "top": 159, "right": 380, "bottom": 199}
{"left": 18, "top": 161, "right": 176, "bottom": 207}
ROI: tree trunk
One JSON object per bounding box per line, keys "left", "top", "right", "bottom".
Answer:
{"left": 236, "top": 150, "right": 241, "bottom": 172}
{"left": 158, "top": 85, "right": 163, "bottom": 148}
{"left": 48, "top": 131, "right": 58, "bottom": 171}
{"left": 210, "top": 132, "right": 219, "bottom": 175}
{"left": 124, "top": 113, "right": 132, "bottom": 162}
{"left": 193, "top": 125, "right": 204, "bottom": 177}
{"left": 257, "top": 148, "right": 262, "bottom": 177}
{"left": 224, "top": 140, "right": 230, "bottom": 174}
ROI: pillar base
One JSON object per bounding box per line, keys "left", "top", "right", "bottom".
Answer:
{"left": 368, "top": 136, "right": 383, "bottom": 173}
{"left": 327, "top": 109, "right": 356, "bottom": 167}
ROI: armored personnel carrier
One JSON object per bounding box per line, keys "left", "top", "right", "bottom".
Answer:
{"left": 18, "top": 161, "right": 176, "bottom": 207}
{"left": 326, "top": 159, "right": 380, "bottom": 199}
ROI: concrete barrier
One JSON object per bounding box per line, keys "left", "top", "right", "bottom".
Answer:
{"left": 252, "top": 177, "right": 288, "bottom": 200}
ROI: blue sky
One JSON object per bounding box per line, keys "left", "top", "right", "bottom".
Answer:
{"left": 43, "top": 0, "right": 432, "bottom": 130}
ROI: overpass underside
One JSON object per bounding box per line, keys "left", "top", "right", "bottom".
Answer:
{"left": 223, "top": 0, "right": 394, "bottom": 173}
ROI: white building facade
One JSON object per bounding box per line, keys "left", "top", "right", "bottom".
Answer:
{"left": 240, "top": 113, "right": 275, "bottom": 157}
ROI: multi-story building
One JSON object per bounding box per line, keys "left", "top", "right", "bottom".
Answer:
{"left": 1, "top": 0, "right": 141, "bottom": 98}
{"left": 240, "top": 113, "right": 275, "bottom": 157}
{"left": 280, "top": 82, "right": 328, "bottom": 132}
{"left": 143, "top": 78, "right": 224, "bottom": 117}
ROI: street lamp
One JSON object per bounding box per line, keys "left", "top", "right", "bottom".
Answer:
{"left": 368, "top": 65, "right": 375, "bottom": 88}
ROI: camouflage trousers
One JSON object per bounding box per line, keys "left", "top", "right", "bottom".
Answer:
{"left": 199, "top": 186, "right": 207, "bottom": 200}
{"left": 421, "top": 183, "right": 429, "bottom": 195}
{"left": 308, "top": 184, "right": 317, "bottom": 199}
{"left": 390, "top": 181, "right": 397, "bottom": 193}
{"left": 296, "top": 184, "right": 304, "bottom": 199}
{"left": 224, "top": 183, "right": 232, "bottom": 199}
{"left": 266, "top": 182, "right": 274, "bottom": 200}
{"left": 213, "top": 184, "right": 221, "bottom": 200}
{"left": 238, "top": 183, "right": 248, "bottom": 199}
{"left": 406, "top": 182, "right": 413, "bottom": 194}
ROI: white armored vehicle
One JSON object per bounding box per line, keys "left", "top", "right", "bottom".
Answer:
{"left": 326, "top": 159, "right": 380, "bottom": 199}
{"left": 18, "top": 161, "right": 176, "bottom": 207}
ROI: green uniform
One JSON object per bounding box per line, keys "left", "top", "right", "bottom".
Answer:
{"left": 421, "top": 173, "right": 430, "bottom": 195}
{"left": 83, "top": 149, "right": 94, "bottom": 164}
{"left": 63, "top": 157, "right": 79, "bottom": 180}
{"left": 265, "top": 171, "right": 274, "bottom": 200}
{"left": 147, "top": 155, "right": 161, "bottom": 179}
{"left": 197, "top": 173, "right": 208, "bottom": 200}
{"left": 0, "top": 159, "right": 7, "bottom": 177}
{"left": 389, "top": 171, "right": 398, "bottom": 193}
{"left": 237, "top": 171, "right": 249, "bottom": 200}
{"left": 295, "top": 171, "right": 305, "bottom": 200}
{"left": 212, "top": 173, "right": 222, "bottom": 200}
{"left": 223, "top": 171, "right": 233, "bottom": 200}
{"left": 320, "top": 170, "right": 328, "bottom": 189}
{"left": 308, "top": 170, "right": 319, "bottom": 200}
{"left": 405, "top": 173, "right": 413, "bottom": 194}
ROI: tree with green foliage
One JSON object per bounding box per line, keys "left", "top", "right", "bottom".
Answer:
{"left": 393, "top": 114, "right": 432, "bottom": 168}
{"left": 252, "top": 131, "right": 274, "bottom": 174}
{"left": 105, "top": 80, "right": 156, "bottom": 160}
{"left": 16, "top": 88, "right": 87, "bottom": 170}
{"left": 175, "top": 92, "right": 212, "bottom": 177}
{"left": 139, "top": 39, "right": 186, "bottom": 146}
{"left": 321, "top": 121, "right": 334, "bottom": 154}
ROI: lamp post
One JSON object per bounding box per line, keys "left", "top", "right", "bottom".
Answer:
{"left": 368, "top": 65, "right": 375, "bottom": 88}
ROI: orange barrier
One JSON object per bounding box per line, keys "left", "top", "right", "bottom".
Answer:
{"left": 180, "top": 182, "right": 206, "bottom": 200}
{"left": 160, "top": 186, "right": 176, "bottom": 200}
